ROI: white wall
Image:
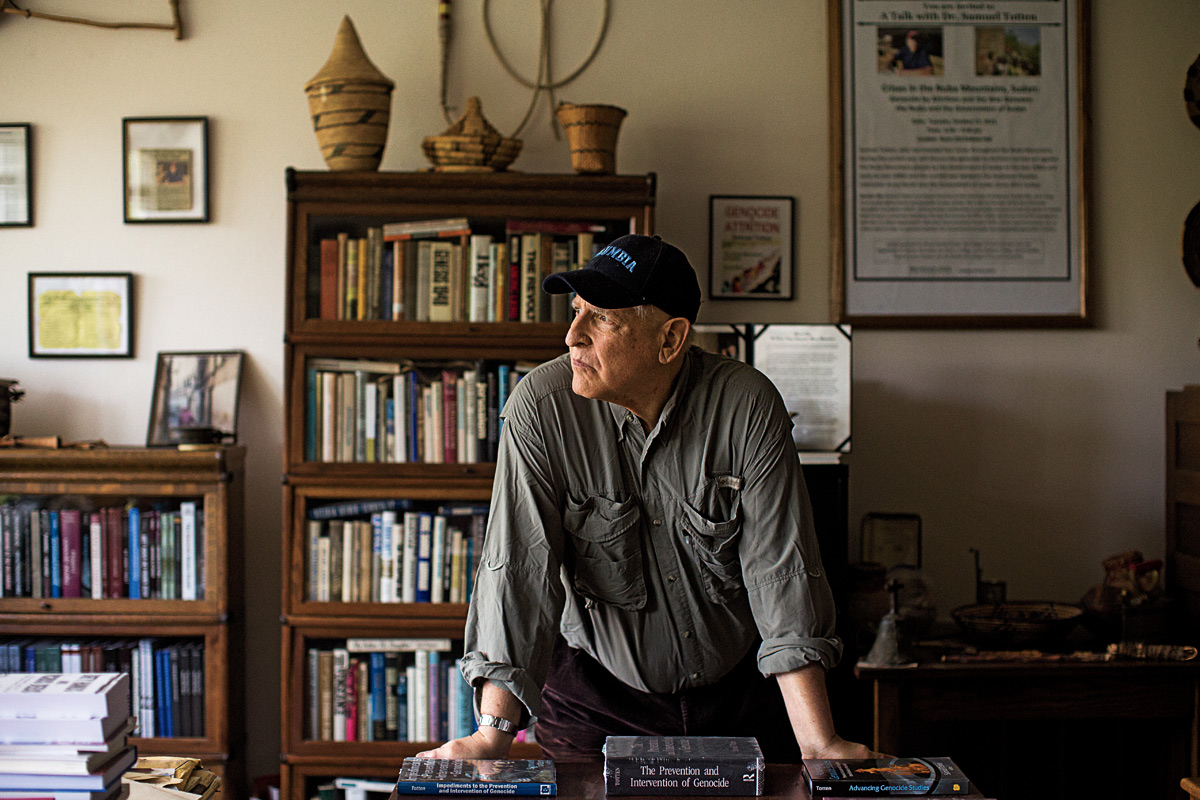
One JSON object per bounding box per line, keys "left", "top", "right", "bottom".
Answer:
{"left": 5, "top": 0, "right": 1200, "bottom": 781}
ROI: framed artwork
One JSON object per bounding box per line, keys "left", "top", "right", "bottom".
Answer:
{"left": 830, "top": 0, "right": 1090, "bottom": 326}
{"left": 708, "top": 195, "right": 794, "bottom": 300}
{"left": 861, "top": 512, "right": 922, "bottom": 569}
{"left": 27, "top": 272, "right": 133, "bottom": 359}
{"left": 0, "top": 123, "right": 32, "bottom": 227}
{"left": 147, "top": 351, "right": 244, "bottom": 447}
{"left": 122, "top": 116, "right": 209, "bottom": 223}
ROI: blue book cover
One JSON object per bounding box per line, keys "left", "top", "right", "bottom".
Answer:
{"left": 397, "top": 672, "right": 408, "bottom": 742}
{"left": 395, "top": 758, "right": 557, "bottom": 796}
{"left": 436, "top": 503, "right": 490, "bottom": 518}
{"left": 497, "top": 363, "right": 511, "bottom": 437}
{"left": 155, "top": 648, "right": 168, "bottom": 737}
{"left": 370, "top": 652, "right": 387, "bottom": 740}
{"left": 80, "top": 514, "right": 91, "bottom": 597}
{"left": 305, "top": 366, "right": 318, "bottom": 462}
{"left": 409, "top": 370, "right": 421, "bottom": 463}
{"left": 128, "top": 506, "right": 141, "bottom": 600}
{"left": 48, "top": 511, "right": 61, "bottom": 598}
{"left": 386, "top": 397, "right": 396, "bottom": 460}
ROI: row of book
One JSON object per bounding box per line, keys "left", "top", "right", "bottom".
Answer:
{"left": 306, "top": 500, "right": 487, "bottom": 604}
{"left": 311, "top": 217, "right": 613, "bottom": 324}
{"left": 305, "top": 358, "right": 536, "bottom": 464}
{"left": 0, "top": 638, "right": 205, "bottom": 739}
{"left": 0, "top": 673, "right": 137, "bottom": 797}
{"left": 305, "top": 639, "right": 474, "bottom": 743}
{"left": 0, "top": 500, "right": 206, "bottom": 601}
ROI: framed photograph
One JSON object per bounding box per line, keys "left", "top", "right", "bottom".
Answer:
{"left": 830, "top": 0, "right": 1090, "bottom": 326}
{"left": 0, "top": 123, "right": 32, "bottom": 227}
{"left": 27, "top": 272, "right": 133, "bottom": 359}
{"left": 708, "top": 195, "right": 794, "bottom": 300}
{"left": 147, "top": 351, "right": 244, "bottom": 447}
{"left": 861, "top": 512, "right": 922, "bottom": 569}
{"left": 122, "top": 116, "right": 209, "bottom": 223}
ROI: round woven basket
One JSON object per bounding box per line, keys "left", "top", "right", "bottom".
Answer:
{"left": 304, "top": 16, "right": 395, "bottom": 172}
{"left": 422, "top": 97, "right": 522, "bottom": 172}
{"left": 952, "top": 601, "right": 1083, "bottom": 649}
{"left": 555, "top": 103, "right": 627, "bottom": 175}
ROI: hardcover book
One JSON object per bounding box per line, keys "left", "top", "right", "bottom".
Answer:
{"left": 603, "top": 736, "right": 764, "bottom": 796}
{"left": 801, "top": 757, "right": 970, "bottom": 796}
{"left": 394, "top": 757, "right": 557, "bottom": 796}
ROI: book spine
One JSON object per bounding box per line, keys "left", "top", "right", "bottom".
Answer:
{"left": 59, "top": 509, "right": 81, "bottom": 598}
{"left": 48, "top": 511, "right": 61, "bottom": 598}
{"left": 320, "top": 238, "right": 340, "bottom": 320}
{"left": 469, "top": 234, "right": 492, "bottom": 323}
{"left": 605, "top": 759, "right": 763, "bottom": 796}
{"left": 180, "top": 501, "right": 197, "bottom": 601}
{"left": 506, "top": 232, "right": 522, "bottom": 321}
{"left": 392, "top": 782, "right": 557, "bottom": 796}
{"left": 415, "top": 513, "right": 433, "bottom": 603}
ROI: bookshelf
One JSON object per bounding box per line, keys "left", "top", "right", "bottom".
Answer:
{"left": 281, "top": 169, "right": 656, "bottom": 800}
{"left": 0, "top": 445, "right": 244, "bottom": 795}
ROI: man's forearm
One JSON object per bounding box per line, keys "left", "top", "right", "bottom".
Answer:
{"left": 775, "top": 663, "right": 839, "bottom": 756}
{"left": 475, "top": 679, "right": 526, "bottom": 752}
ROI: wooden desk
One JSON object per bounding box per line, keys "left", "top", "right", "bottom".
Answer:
{"left": 857, "top": 658, "right": 1200, "bottom": 800}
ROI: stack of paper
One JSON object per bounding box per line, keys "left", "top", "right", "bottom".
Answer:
{"left": 0, "top": 673, "right": 137, "bottom": 800}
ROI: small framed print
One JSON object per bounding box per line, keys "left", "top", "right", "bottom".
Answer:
{"left": 861, "top": 512, "right": 922, "bottom": 569}
{"left": 147, "top": 350, "right": 245, "bottom": 447}
{"left": 122, "top": 116, "right": 209, "bottom": 223}
{"left": 28, "top": 272, "right": 134, "bottom": 359}
{"left": 0, "top": 124, "right": 32, "bottom": 227}
{"left": 709, "top": 195, "right": 794, "bottom": 300}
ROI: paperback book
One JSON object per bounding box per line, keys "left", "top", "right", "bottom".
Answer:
{"left": 394, "top": 757, "right": 556, "bottom": 796}
{"left": 801, "top": 757, "right": 970, "bottom": 796}
{"left": 603, "top": 736, "right": 764, "bottom": 796}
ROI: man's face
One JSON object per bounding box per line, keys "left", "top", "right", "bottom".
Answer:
{"left": 906, "top": 35, "right": 918, "bottom": 50}
{"left": 565, "top": 296, "right": 666, "bottom": 408}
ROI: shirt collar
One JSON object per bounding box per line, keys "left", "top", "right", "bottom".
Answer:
{"left": 604, "top": 347, "right": 696, "bottom": 440}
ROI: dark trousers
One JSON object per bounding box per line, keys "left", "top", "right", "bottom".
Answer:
{"left": 535, "top": 636, "right": 803, "bottom": 763}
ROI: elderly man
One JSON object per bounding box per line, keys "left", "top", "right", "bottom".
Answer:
{"left": 420, "top": 234, "right": 868, "bottom": 763}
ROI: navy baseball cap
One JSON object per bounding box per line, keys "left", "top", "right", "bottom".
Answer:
{"left": 542, "top": 233, "right": 702, "bottom": 323}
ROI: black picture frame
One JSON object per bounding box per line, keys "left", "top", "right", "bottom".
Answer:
{"left": 147, "top": 350, "right": 244, "bottom": 447}
{"left": 708, "top": 195, "right": 795, "bottom": 301}
{"left": 27, "top": 272, "right": 134, "bottom": 359}
{"left": 122, "top": 116, "right": 210, "bottom": 223}
{"left": 0, "top": 123, "right": 32, "bottom": 227}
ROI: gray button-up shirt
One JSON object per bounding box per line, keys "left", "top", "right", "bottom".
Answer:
{"left": 460, "top": 346, "right": 840, "bottom": 727}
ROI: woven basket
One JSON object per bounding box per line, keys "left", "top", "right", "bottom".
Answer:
{"left": 952, "top": 601, "right": 1083, "bottom": 649}
{"left": 304, "top": 16, "right": 395, "bottom": 172}
{"left": 555, "top": 103, "right": 627, "bottom": 175}
{"left": 422, "top": 97, "right": 522, "bottom": 172}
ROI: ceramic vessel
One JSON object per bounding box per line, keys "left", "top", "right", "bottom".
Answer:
{"left": 304, "top": 16, "right": 395, "bottom": 171}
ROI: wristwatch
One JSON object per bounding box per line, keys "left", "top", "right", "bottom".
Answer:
{"left": 478, "top": 713, "right": 519, "bottom": 735}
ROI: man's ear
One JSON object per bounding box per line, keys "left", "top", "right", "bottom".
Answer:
{"left": 658, "top": 318, "right": 691, "bottom": 365}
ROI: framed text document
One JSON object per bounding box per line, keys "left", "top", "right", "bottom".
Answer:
{"left": 830, "top": 0, "right": 1089, "bottom": 327}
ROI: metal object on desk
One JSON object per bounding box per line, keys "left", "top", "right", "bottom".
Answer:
{"left": 861, "top": 579, "right": 915, "bottom": 666}
{"left": 969, "top": 547, "right": 1006, "bottom": 605}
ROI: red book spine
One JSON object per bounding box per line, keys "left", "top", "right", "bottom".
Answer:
{"left": 59, "top": 509, "right": 82, "bottom": 598}
{"left": 320, "top": 238, "right": 339, "bottom": 320}
{"left": 506, "top": 233, "right": 521, "bottom": 321}
{"left": 344, "top": 660, "right": 358, "bottom": 741}
{"left": 441, "top": 370, "right": 458, "bottom": 465}
{"left": 106, "top": 508, "right": 121, "bottom": 598}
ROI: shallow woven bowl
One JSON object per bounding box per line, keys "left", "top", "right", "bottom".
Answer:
{"left": 952, "top": 601, "right": 1083, "bottom": 649}
{"left": 421, "top": 134, "right": 522, "bottom": 172}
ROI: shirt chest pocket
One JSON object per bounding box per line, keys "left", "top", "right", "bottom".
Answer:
{"left": 562, "top": 495, "right": 646, "bottom": 612}
{"left": 681, "top": 477, "right": 744, "bottom": 604}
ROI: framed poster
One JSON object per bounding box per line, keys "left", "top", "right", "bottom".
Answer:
{"left": 0, "top": 123, "right": 32, "bottom": 227}
{"left": 28, "top": 272, "right": 133, "bottom": 358}
{"left": 709, "top": 195, "right": 794, "bottom": 300}
{"left": 830, "top": 0, "right": 1090, "bottom": 327}
{"left": 122, "top": 116, "right": 209, "bottom": 223}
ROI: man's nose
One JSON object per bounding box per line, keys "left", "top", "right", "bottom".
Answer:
{"left": 565, "top": 314, "right": 587, "bottom": 348}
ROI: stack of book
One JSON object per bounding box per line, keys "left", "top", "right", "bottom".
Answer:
{"left": 603, "top": 736, "right": 765, "bottom": 796}
{"left": 0, "top": 673, "right": 137, "bottom": 800}
{"left": 392, "top": 758, "right": 557, "bottom": 796}
{"left": 801, "top": 757, "right": 974, "bottom": 797}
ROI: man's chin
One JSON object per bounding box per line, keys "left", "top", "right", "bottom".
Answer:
{"left": 570, "top": 375, "right": 598, "bottom": 399}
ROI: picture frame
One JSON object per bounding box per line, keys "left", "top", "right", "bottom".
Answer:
{"left": 0, "top": 123, "right": 32, "bottom": 227}
{"left": 861, "top": 512, "right": 922, "bottom": 569}
{"left": 708, "top": 195, "right": 794, "bottom": 300}
{"left": 122, "top": 116, "right": 209, "bottom": 223}
{"left": 27, "top": 272, "right": 133, "bottom": 359}
{"left": 830, "top": 0, "right": 1090, "bottom": 327}
{"left": 147, "top": 350, "right": 245, "bottom": 447}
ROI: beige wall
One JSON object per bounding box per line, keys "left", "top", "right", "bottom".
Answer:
{"left": 5, "top": 0, "right": 1200, "bottom": 781}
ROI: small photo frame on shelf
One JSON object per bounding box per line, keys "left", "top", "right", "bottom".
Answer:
{"left": 123, "top": 116, "right": 209, "bottom": 223}
{"left": 708, "top": 195, "right": 794, "bottom": 300}
{"left": 147, "top": 350, "right": 244, "bottom": 448}
{"left": 27, "top": 272, "right": 133, "bottom": 359}
{"left": 0, "top": 124, "right": 32, "bottom": 227}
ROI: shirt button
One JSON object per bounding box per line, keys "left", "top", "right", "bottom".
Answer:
{"left": 691, "top": 672, "right": 700, "bottom": 680}
{"left": 653, "top": 519, "right": 663, "bottom": 526}
{"left": 683, "top": 631, "right": 693, "bottom": 639}
{"left": 668, "top": 574, "right": 677, "bottom": 582}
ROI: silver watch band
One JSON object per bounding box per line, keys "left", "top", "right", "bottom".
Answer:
{"left": 478, "top": 713, "right": 519, "bottom": 735}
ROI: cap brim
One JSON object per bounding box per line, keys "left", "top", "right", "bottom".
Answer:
{"left": 542, "top": 269, "right": 641, "bottom": 310}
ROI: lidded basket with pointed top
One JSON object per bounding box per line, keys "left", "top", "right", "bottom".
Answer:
{"left": 305, "top": 15, "right": 395, "bottom": 171}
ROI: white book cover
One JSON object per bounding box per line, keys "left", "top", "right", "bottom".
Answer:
{"left": 414, "top": 651, "right": 429, "bottom": 742}
{"left": 180, "top": 501, "right": 197, "bottom": 601}
{"left": 468, "top": 234, "right": 493, "bottom": 323}
{"left": 137, "top": 640, "right": 154, "bottom": 738}
{"left": 379, "top": 510, "right": 396, "bottom": 603}
{"left": 392, "top": 373, "right": 408, "bottom": 463}
{"left": 341, "top": 522, "right": 355, "bottom": 603}
{"left": 316, "top": 534, "right": 331, "bottom": 602}
{"left": 400, "top": 512, "right": 419, "bottom": 603}
{"left": 0, "top": 674, "right": 128, "bottom": 722}
{"left": 321, "top": 372, "right": 337, "bottom": 462}
{"left": 332, "top": 648, "right": 349, "bottom": 743}
{"left": 364, "top": 380, "right": 378, "bottom": 462}
{"left": 405, "top": 664, "right": 418, "bottom": 744}
{"left": 430, "top": 515, "right": 447, "bottom": 604}
{"left": 462, "top": 371, "right": 478, "bottom": 464}
{"left": 89, "top": 515, "right": 102, "bottom": 600}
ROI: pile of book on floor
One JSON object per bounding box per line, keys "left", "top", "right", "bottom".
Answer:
{"left": 121, "top": 756, "right": 221, "bottom": 799}
{"left": 603, "top": 736, "right": 765, "bottom": 796}
{"left": 802, "top": 757, "right": 974, "bottom": 797}
{"left": 0, "top": 672, "right": 137, "bottom": 800}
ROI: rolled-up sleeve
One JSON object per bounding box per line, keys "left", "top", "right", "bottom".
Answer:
{"left": 459, "top": 387, "right": 566, "bottom": 729}
{"left": 736, "top": 381, "right": 842, "bottom": 675}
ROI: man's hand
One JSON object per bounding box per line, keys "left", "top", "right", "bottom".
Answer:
{"left": 802, "top": 734, "right": 877, "bottom": 760}
{"left": 416, "top": 727, "right": 514, "bottom": 760}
